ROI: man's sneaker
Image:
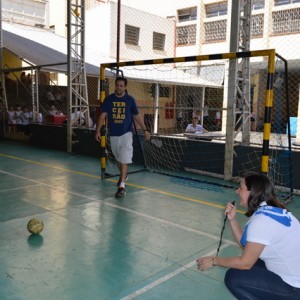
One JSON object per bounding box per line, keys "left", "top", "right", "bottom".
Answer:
{"left": 117, "top": 175, "right": 128, "bottom": 187}
{"left": 115, "top": 187, "right": 126, "bottom": 198}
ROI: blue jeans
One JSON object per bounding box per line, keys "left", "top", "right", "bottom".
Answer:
{"left": 225, "top": 259, "right": 300, "bottom": 299}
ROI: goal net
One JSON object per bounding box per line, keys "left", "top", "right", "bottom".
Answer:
{"left": 99, "top": 50, "right": 293, "bottom": 202}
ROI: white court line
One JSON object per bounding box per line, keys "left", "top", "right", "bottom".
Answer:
{"left": 120, "top": 243, "right": 232, "bottom": 300}
{"left": 0, "top": 184, "right": 41, "bottom": 193}
{"left": 0, "top": 170, "right": 236, "bottom": 244}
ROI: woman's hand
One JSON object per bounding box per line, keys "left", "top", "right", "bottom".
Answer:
{"left": 225, "top": 201, "right": 236, "bottom": 221}
{"left": 196, "top": 256, "right": 215, "bottom": 271}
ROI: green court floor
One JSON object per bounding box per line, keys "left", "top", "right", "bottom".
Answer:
{"left": 0, "top": 140, "right": 299, "bottom": 300}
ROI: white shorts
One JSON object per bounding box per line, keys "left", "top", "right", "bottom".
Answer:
{"left": 110, "top": 131, "right": 133, "bottom": 164}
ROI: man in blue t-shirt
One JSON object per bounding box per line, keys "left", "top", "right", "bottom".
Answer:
{"left": 95, "top": 76, "right": 150, "bottom": 198}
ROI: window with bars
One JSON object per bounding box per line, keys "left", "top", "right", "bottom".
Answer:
{"left": 204, "top": 20, "right": 227, "bottom": 42}
{"left": 274, "top": 0, "right": 300, "bottom": 6}
{"left": 205, "top": 1, "right": 227, "bottom": 18}
{"left": 177, "top": 7, "right": 197, "bottom": 22}
{"left": 176, "top": 25, "right": 196, "bottom": 45}
{"left": 153, "top": 32, "right": 165, "bottom": 50}
{"left": 273, "top": 8, "right": 300, "bottom": 34}
{"left": 125, "top": 25, "right": 140, "bottom": 46}
{"left": 251, "top": 14, "right": 264, "bottom": 36}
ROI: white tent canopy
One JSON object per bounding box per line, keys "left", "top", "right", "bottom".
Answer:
{"left": 2, "top": 22, "right": 107, "bottom": 76}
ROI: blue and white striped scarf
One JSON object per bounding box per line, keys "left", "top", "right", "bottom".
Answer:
{"left": 240, "top": 205, "right": 292, "bottom": 247}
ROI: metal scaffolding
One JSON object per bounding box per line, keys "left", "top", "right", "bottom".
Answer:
{"left": 224, "top": 0, "right": 252, "bottom": 180}
{"left": 238, "top": 0, "right": 252, "bottom": 143}
{"left": 67, "top": 0, "right": 90, "bottom": 152}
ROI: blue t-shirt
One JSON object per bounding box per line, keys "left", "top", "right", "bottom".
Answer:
{"left": 101, "top": 93, "right": 139, "bottom": 136}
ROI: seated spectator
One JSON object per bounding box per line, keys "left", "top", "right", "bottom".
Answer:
{"left": 48, "top": 105, "right": 59, "bottom": 116}
{"left": 185, "top": 117, "right": 208, "bottom": 134}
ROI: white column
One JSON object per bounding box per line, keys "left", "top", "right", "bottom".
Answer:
{"left": 292, "top": 83, "right": 300, "bottom": 146}
{"left": 153, "top": 83, "right": 159, "bottom": 134}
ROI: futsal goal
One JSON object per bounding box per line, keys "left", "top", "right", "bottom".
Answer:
{"left": 99, "top": 49, "right": 293, "bottom": 202}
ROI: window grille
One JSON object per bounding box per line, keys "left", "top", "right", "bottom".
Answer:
{"left": 204, "top": 19, "right": 227, "bottom": 42}
{"left": 251, "top": 14, "right": 264, "bottom": 36}
{"left": 176, "top": 25, "right": 196, "bottom": 45}
{"left": 273, "top": 8, "right": 300, "bottom": 34}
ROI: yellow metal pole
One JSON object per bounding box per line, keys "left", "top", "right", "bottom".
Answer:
{"left": 261, "top": 49, "right": 275, "bottom": 174}
{"left": 99, "top": 66, "right": 107, "bottom": 178}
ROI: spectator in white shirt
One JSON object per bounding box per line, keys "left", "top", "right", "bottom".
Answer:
{"left": 185, "top": 117, "right": 208, "bottom": 134}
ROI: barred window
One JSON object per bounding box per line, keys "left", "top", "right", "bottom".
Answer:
{"left": 205, "top": 2, "right": 227, "bottom": 18}
{"left": 275, "top": 0, "right": 300, "bottom": 6}
{"left": 273, "top": 8, "right": 300, "bottom": 34}
{"left": 125, "top": 25, "right": 140, "bottom": 46}
{"left": 176, "top": 25, "right": 196, "bottom": 45}
{"left": 204, "top": 20, "right": 227, "bottom": 42}
{"left": 251, "top": 14, "right": 264, "bottom": 36}
{"left": 178, "top": 7, "right": 197, "bottom": 22}
{"left": 153, "top": 32, "right": 165, "bottom": 51}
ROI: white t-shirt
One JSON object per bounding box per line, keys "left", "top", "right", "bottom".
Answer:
{"left": 185, "top": 124, "right": 205, "bottom": 133}
{"left": 14, "top": 111, "right": 23, "bottom": 124}
{"left": 246, "top": 209, "right": 300, "bottom": 287}
{"left": 7, "top": 111, "right": 16, "bottom": 124}
{"left": 21, "top": 112, "right": 31, "bottom": 125}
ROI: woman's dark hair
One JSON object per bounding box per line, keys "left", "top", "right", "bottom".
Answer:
{"left": 244, "top": 172, "right": 286, "bottom": 217}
